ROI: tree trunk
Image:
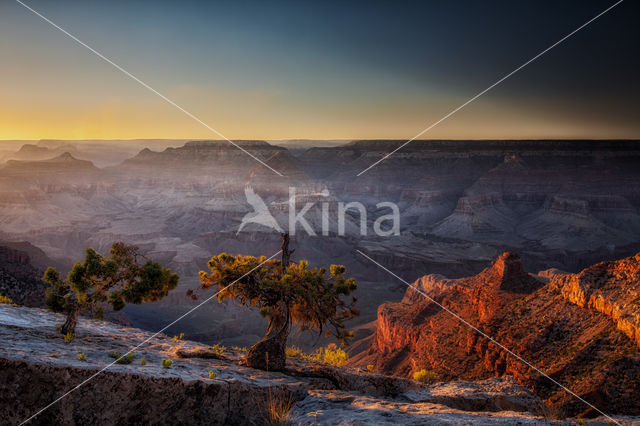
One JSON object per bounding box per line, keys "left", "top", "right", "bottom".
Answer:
{"left": 246, "top": 305, "right": 291, "bottom": 371}
{"left": 281, "top": 232, "right": 294, "bottom": 274}
{"left": 245, "top": 234, "right": 294, "bottom": 371}
{"left": 61, "top": 301, "right": 79, "bottom": 336}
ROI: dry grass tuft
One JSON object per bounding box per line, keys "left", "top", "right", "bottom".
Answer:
{"left": 262, "top": 388, "right": 295, "bottom": 426}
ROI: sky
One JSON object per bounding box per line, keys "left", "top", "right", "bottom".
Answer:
{"left": 0, "top": 0, "right": 638, "bottom": 140}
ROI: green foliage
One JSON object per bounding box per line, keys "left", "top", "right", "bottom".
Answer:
{"left": 109, "top": 352, "right": 136, "bottom": 364}
{"left": 211, "top": 343, "right": 225, "bottom": 357}
{"left": 208, "top": 370, "right": 217, "bottom": 379}
{"left": 197, "top": 254, "right": 358, "bottom": 344}
{"left": 77, "top": 353, "right": 86, "bottom": 361}
{"left": 412, "top": 369, "right": 438, "bottom": 383}
{"left": 44, "top": 267, "right": 71, "bottom": 313}
{"left": 320, "top": 344, "right": 348, "bottom": 367}
{"left": 162, "top": 358, "right": 173, "bottom": 368}
{"left": 285, "top": 346, "right": 303, "bottom": 358}
{"left": 140, "top": 356, "right": 147, "bottom": 366}
{"left": 576, "top": 419, "right": 585, "bottom": 426}
{"left": 300, "top": 350, "right": 321, "bottom": 362}
{"left": 64, "top": 332, "right": 75, "bottom": 343}
{"left": 288, "top": 344, "right": 349, "bottom": 367}
{"left": 366, "top": 364, "right": 374, "bottom": 372}
{"left": 43, "top": 242, "right": 179, "bottom": 331}
{"left": 0, "top": 294, "right": 15, "bottom": 305}
{"left": 172, "top": 332, "right": 184, "bottom": 341}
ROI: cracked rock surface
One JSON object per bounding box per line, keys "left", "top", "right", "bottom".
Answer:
{"left": 1, "top": 305, "right": 636, "bottom": 425}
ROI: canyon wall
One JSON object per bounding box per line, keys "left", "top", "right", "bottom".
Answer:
{"left": 350, "top": 252, "right": 640, "bottom": 417}
{"left": 2, "top": 140, "right": 640, "bottom": 347}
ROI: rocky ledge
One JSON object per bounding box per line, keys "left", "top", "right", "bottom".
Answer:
{"left": 546, "top": 254, "right": 640, "bottom": 348}
{"left": 1, "top": 304, "right": 628, "bottom": 425}
{"left": 351, "top": 252, "right": 640, "bottom": 420}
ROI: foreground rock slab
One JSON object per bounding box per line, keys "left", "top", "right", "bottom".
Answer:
{"left": 0, "top": 305, "right": 636, "bottom": 425}
{"left": 290, "top": 390, "right": 638, "bottom": 425}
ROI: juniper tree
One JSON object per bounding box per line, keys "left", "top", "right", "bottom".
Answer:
{"left": 191, "top": 234, "right": 358, "bottom": 371}
{"left": 44, "top": 242, "right": 179, "bottom": 336}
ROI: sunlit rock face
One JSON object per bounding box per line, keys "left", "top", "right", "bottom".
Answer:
{"left": 547, "top": 253, "right": 640, "bottom": 348}
{"left": 350, "top": 252, "right": 640, "bottom": 418}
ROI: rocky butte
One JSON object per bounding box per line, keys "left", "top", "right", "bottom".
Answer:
{"left": 349, "top": 252, "right": 640, "bottom": 418}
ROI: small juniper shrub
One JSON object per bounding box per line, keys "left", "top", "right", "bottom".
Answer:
{"left": 208, "top": 370, "right": 217, "bottom": 379}
{"left": 211, "top": 343, "right": 225, "bottom": 357}
{"left": 140, "top": 357, "right": 147, "bottom": 366}
{"left": 412, "top": 369, "right": 438, "bottom": 383}
{"left": 162, "top": 358, "right": 173, "bottom": 368}
{"left": 366, "top": 364, "right": 374, "bottom": 372}
{"left": 108, "top": 352, "right": 136, "bottom": 364}
{"left": 172, "top": 332, "right": 184, "bottom": 341}
{"left": 64, "top": 332, "right": 75, "bottom": 343}
{"left": 77, "top": 353, "right": 86, "bottom": 361}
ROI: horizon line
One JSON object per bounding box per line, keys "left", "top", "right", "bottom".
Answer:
{"left": 2, "top": 138, "right": 640, "bottom": 142}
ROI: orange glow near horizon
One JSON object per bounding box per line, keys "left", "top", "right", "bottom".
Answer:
{"left": 1, "top": 94, "right": 638, "bottom": 142}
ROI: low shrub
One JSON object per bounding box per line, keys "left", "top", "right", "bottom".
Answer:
{"left": 285, "top": 346, "right": 303, "bottom": 358}
{"left": 0, "top": 294, "right": 15, "bottom": 305}
{"left": 211, "top": 343, "right": 225, "bottom": 357}
{"left": 321, "top": 344, "right": 348, "bottom": 367}
{"left": 296, "top": 344, "right": 349, "bottom": 366}
{"left": 412, "top": 369, "right": 438, "bottom": 383}
{"left": 108, "top": 352, "right": 136, "bottom": 364}
{"left": 64, "top": 332, "right": 75, "bottom": 343}
{"left": 366, "top": 364, "right": 374, "bottom": 372}
{"left": 162, "top": 358, "right": 173, "bottom": 368}
{"left": 77, "top": 353, "right": 87, "bottom": 361}
{"left": 208, "top": 370, "right": 217, "bottom": 379}
{"left": 172, "top": 332, "right": 184, "bottom": 341}
{"left": 140, "top": 357, "right": 147, "bottom": 366}
{"left": 300, "top": 350, "right": 322, "bottom": 362}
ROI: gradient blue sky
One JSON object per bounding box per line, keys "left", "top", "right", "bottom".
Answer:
{"left": 1, "top": 0, "right": 638, "bottom": 139}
